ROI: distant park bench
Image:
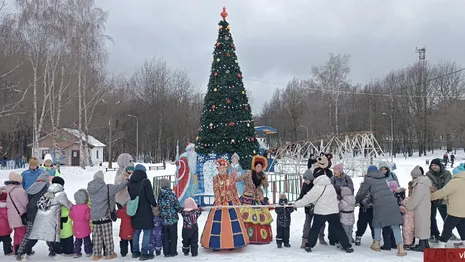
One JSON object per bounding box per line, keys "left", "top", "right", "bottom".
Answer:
{"left": 148, "top": 165, "right": 165, "bottom": 171}
{"left": 105, "top": 167, "right": 118, "bottom": 172}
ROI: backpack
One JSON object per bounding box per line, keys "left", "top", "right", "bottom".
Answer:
{"left": 37, "top": 191, "right": 56, "bottom": 211}
{"left": 126, "top": 179, "right": 146, "bottom": 217}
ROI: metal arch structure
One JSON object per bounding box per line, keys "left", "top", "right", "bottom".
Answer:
{"left": 271, "top": 131, "right": 386, "bottom": 176}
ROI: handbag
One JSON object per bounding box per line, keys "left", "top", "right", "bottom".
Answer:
{"left": 8, "top": 189, "right": 27, "bottom": 225}
{"left": 307, "top": 186, "right": 327, "bottom": 214}
{"left": 107, "top": 185, "right": 117, "bottom": 222}
{"left": 126, "top": 179, "right": 146, "bottom": 216}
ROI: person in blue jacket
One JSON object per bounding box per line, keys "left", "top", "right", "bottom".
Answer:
{"left": 21, "top": 157, "right": 44, "bottom": 190}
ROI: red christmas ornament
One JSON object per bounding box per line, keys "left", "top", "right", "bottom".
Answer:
{"left": 214, "top": 72, "right": 218, "bottom": 76}
{"left": 229, "top": 121, "right": 235, "bottom": 127}
{"left": 237, "top": 74, "right": 242, "bottom": 78}
{"left": 230, "top": 44, "right": 234, "bottom": 48}
{"left": 212, "top": 105, "right": 216, "bottom": 110}
{"left": 250, "top": 137, "right": 255, "bottom": 142}
{"left": 216, "top": 42, "right": 220, "bottom": 47}
{"left": 226, "top": 53, "right": 231, "bottom": 57}
{"left": 226, "top": 98, "right": 231, "bottom": 104}
{"left": 245, "top": 107, "right": 249, "bottom": 111}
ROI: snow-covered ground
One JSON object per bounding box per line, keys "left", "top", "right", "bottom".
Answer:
{"left": 0, "top": 152, "right": 461, "bottom": 261}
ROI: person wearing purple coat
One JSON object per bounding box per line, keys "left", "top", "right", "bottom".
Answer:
{"left": 149, "top": 207, "right": 162, "bottom": 257}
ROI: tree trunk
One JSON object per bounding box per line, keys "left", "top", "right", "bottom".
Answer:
{"left": 78, "top": 67, "right": 85, "bottom": 169}
{"left": 157, "top": 112, "right": 163, "bottom": 162}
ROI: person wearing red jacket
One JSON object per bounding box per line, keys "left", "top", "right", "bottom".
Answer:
{"left": 0, "top": 191, "right": 13, "bottom": 255}
{"left": 116, "top": 204, "right": 134, "bottom": 258}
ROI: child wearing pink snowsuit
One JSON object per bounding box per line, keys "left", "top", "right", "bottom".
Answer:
{"left": 4, "top": 172, "right": 27, "bottom": 255}
{"left": 0, "top": 191, "right": 13, "bottom": 255}
{"left": 70, "top": 189, "right": 92, "bottom": 257}
{"left": 400, "top": 197, "right": 414, "bottom": 248}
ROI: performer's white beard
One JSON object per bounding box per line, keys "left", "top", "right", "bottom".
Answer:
{"left": 188, "top": 151, "right": 197, "bottom": 174}
{"left": 231, "top": 163, "right": 239, "bottom": 168}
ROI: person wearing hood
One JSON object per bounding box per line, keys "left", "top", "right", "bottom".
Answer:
{"left": 158, "top": 179, "right": 182, "bottom": 257}
{"left": 180, "top": 197, "right": 202, "bottom": 256}
{"left": 70, "top": 189, "right": 92, "bottom": 258}
{"left": 298, "top": 169, "right": 327, "bottom": 248}
{"left": 21, "top": 158, "right": 43, "bottom": 191}
{"left": 27, "top": 176, "right": 73, "bottom": 259}
{"left": 338, "top": 187, "right": 356, "bottom": 248}
{"left": 275, "top": 193, "right": 295, "bottom": 249}
{"left": 379, "top": 162, "right": 399, "bottom": 184}
{"left": 401, "top": 166, "right": 431, "bottom": 252}
{"left": 430, "top": 163, "right": 465, "bottom": 248}
{"left": 127, "top": 167, "right": 156, "bottom": 260}
{"left": 0, "top": 190, "right": 13, "bottom": 256}
{"left": 4, "top": 172, "right": 28, "bottom": 255}
{"left": 41, "top": 154, "right": 60, "bottom": 179}
{"left": 426, "top": 158, "right": 456, "bottom": 242}
{"left": 294, "top": 171, "right": 354, "bottom": 253}
{"left": 15, "top": 172, "right": 50, "bottom": 261}
{"left": 87, "top": 170, "right": 128, "bottom": 261}
{"left": 114, "top": 153, "right": 134, "bottom": 206}
{"left": 355, "top": 166, "right": 406, "bottom": 256}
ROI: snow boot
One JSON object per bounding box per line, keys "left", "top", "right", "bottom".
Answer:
{"left": 355, "top": 236, "right": 361, "bottom": 246}
{"left": 344, "top": 247, "right": 354, "bottom": 253}
{"left": 132, "top": 252, "right": 141, "bottom": 259}
{"left": 370, "top": 240, "right": 381, "bottom": 252}
{"left": 277, "top": 244, "right": 282, "bottom": 248}
{"left": 305, "top": 246, "right": 312, "bottom": 253}
{"left": 397, "top": 244, "right": 407, "bottom": 257}
{"left": 284, "top": 243, "right": 291, "bottom": 248}
{"left": 319, "top": 235, "right": 328, "bottom": 246}
{"left": 454, "top": 242, "right": 464, "bottom": 248}
{"left": 301, "top": 239, "right": 308, "bottom": 249}
{"left": 92, "top": 256, "right": 102, "bottom": 261}
{"left": 104, "top": 252, "right": 117, "bottom": 260}
{"left": 73, "top": 253, "right": 82, "bottom": 258}
{"left": 155, "top": 250, "right": 161, "bottom": 256}
{"left": 410, "top": 239, "right": 429, "bottom": 252}
{"left": 429, "top": 235, "right": 439, "bottom": 243}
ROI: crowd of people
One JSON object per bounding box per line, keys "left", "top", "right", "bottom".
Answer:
{"left": 1, "top": 151, "right": 464, "bottom": 261}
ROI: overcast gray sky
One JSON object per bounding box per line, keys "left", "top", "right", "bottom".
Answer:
{"left": 97, "top": 0, "right": 465, "bottom": 114}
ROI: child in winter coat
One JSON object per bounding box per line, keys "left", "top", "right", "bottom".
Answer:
{"left": 339, "top": 187, "right": 356, "bottom": 247}
{"left": 400, "top": 195, "right": 415, "bottom": 249}
{"left": 275, "top": 193, "right": 294, "bottom": 248}
{"left": 381, "top": 181, "right": 406, "bottom": 251}
{"left": 116, "top": 203, "right": 134, "bottom": 258}
{"left": 149, "top": 206, "right": 162, "bottom": 257}
{"left": 4, "top": 172, "right": 27, "bottom": 255}
{"left": 158, "top": 179, "right": 182, "bottom": 257}
{"left": 0, "top": 191, "right": 13, "bottom": 255}
{"left": 70, "top": 189, "right": 92, "bottom": 258}
{"left": 60, "top": 206, "right": 74, "bottom": 256}
{"left": 181, "top": 198, "right": 202, "bottom": 256}
{"left": 355, "top": 191, "right": 374, "bottom": 246}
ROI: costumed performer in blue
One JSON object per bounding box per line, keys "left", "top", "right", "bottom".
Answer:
{"left": 200, "top": 158, "right": 249, "bottom": 250}
{"left": 174, "top": 143, "right": 199, "bottom": 206}
{"left": 228, "top": 153, "right": 245, "bottom": 196}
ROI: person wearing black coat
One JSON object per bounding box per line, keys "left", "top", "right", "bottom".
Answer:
{"left": 128, "top": 167, "right": 157, "bottom": 260}
{"left": 275, "top": 194, "right": 295, "bottom": 248}
{"left": 298, "top": 169, "right": 327, "bottom": 248}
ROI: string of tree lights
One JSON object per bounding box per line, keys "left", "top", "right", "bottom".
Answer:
{"left": 196, "top": 8, "right": 260, "bottom": 169}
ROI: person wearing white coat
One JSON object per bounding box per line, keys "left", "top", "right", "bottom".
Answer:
{"left": 294, "top": 173, "right": 354, "bottom": 253}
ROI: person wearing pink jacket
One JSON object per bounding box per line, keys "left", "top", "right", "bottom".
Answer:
{"left": 4, "top": 172, "right": 27, "bottom": 255}
{"left": 70, "top": 189, "right": 92, "bottom": 258}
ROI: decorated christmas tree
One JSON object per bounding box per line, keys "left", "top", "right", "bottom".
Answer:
{"left": 197, "top": 7, "right": 260, "bottom": 170}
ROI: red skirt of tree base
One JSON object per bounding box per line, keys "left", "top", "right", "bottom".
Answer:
{"left": 239, "top": 194, "right": 273, "bottom": 244}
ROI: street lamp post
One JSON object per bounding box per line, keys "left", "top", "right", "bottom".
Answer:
{"left": 128, "top": 114, "right": 139, "bottom": 162}
{"left": 300, "top": 125, "right": 309, "bottom": 140}
{"left": 382, "top": 113, "right": 394, "bottom": 163}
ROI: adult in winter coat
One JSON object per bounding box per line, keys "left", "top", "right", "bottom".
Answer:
{"left": 331, "top": 163, "right": 354, "bottom": 197}
{"left": 21, "top": 158, "right": 43, "bottom": 190}
{"left": 28, "top": 176, "right": 72, "bottom": 256}
{"left": 114, "top": 153, "right": 134, "bottom": 206}
{"left": 5, "top": 172, "right": 28, "bottom": 255}
{"left": 294, "top": 171, "right": 354, "bottom": 253}
{"left": 87, "top": 170, "right": 128, "bottom": 261}
{"left": 355, "top": 165, "right": 406, "bottom": 256}
{"left": 379, "top": 162, "right": 399, "bottom": 184}
{"left": 426, "top": 158, "right": 454, "bottom": 242}
{"left": 402, "top": 166, "right": 431, "bottom": 252}
{"left": 298, "top": 169, "right": 327, "bottom": 248}
{"left": 127, "top": 168, "right": 157, "bottom": 260}
{"left": 16, "top": 172, "right": 50, "bottom": 261}
{"left": 431, "top": 164, "right": 465, "bottom": 248}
